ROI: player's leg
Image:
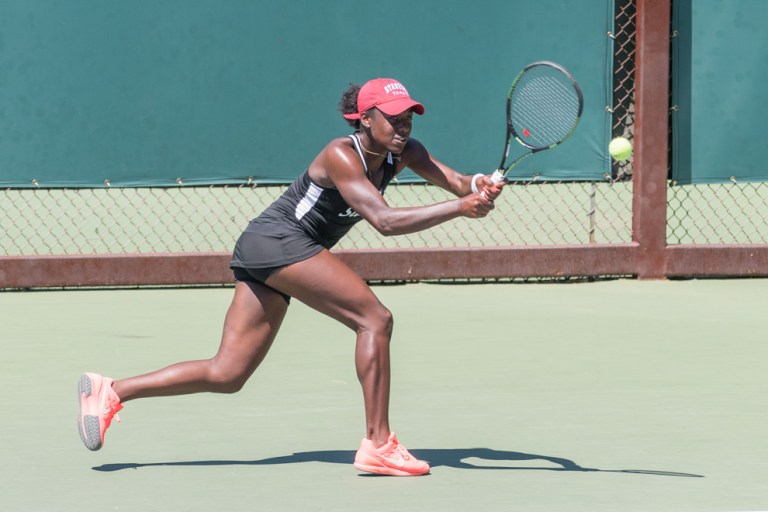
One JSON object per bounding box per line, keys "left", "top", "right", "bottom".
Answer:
{"left": 114, "top": 280, "right": 289, "bottom": 400}
{"left": 266, "top": 249, "right": 392, "bottom": 443}
{"left": 77, "top": 280, "right": 288, "bottom": 451}
{"left": 265, "top": 249, "right": 429, "bottom": 476}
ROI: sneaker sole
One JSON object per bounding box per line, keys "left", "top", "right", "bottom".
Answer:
{"left": 77, "top": 374, "right": 102, "bottom": 451}
{"left": 353, "top": 461, "right": 429, "bottom": 477}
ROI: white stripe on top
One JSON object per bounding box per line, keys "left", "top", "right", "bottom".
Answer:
{"left": 349, "top": 133, "right": 369, "bottom": 173}
{"left": 294, "top": 181, "right": 323, "bottom": 221}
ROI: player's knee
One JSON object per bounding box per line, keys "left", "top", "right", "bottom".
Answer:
{"left": 213, "top": 375, "right": 248, "bottom": 394}
{"left": 360, "top": 305, "right": 393, "bottom": 339}
{"left": 207, "top": 362, "right": 249, "bottom": 394}
{"left": 218, "top": 376, "right": 247, "bottom": 394}
{"left": 381, "top": 307, "right": 394, "bottom": 337}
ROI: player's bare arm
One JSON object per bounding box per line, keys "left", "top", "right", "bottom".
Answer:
{"left": 320, "top": 141, "right": 495, "bottom": 235}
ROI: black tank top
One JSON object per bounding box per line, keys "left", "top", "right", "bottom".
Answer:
{"left": 248, "top": 133, "right": 398, "bottom": 249}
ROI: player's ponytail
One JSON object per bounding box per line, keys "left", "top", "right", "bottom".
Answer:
{"left": 339, "top": 82, "right": 361, "bottom": 129}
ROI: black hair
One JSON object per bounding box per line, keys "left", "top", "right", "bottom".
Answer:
{"left": 339, "top": 82, "right": 361, "bottom": 129}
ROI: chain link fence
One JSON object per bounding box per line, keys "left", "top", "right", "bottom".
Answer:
{"left": 668, "top": 182, "right": 768, "bottom": 244}
{"left": 2, "top": 0, "right": 766, "bottom": 263}
{"left": 2, "top": 181, "right": 633, "bottom": 256}
{"left": 611, "top": 0, "right": 636, "bottom": 183}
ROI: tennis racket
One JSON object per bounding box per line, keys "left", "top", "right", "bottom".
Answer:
{"left": 490, "top": 61, "right": 583, "bottom": 184}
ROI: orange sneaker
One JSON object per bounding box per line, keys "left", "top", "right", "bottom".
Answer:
{"left": 353, "top": 433, "right": 430, "bottom": 476}
{"left": 77, "top": 373, "right": 123, "bottom": 451}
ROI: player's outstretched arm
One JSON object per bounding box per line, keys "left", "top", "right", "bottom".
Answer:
{"left": 402, "top": 138, "right": 505, "bottom": 199}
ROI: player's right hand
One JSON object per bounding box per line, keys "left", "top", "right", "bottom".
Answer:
{"left": 460, "top": 191, "right": 496, "bottom": 218}
{"left": 480, "top": 181, "right": 505, "bottom": 201}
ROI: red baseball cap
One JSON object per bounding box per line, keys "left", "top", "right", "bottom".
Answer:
{"left": 343, "top": 78, "right": 425, "bottom": 120}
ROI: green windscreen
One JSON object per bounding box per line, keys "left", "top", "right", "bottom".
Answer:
{"left": 672, "top": 0, "right": 768, "bottom": 185}
{"left": 0, "top": 0, "right": 613, "bottom": 188}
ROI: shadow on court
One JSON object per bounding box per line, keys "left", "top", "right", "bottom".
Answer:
{"left": 92, "top": 447, "right": 703, "bottom": 478}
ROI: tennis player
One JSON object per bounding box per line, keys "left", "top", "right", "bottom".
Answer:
{"left": 77, "top": 78, "right": 504, "bottom": 476}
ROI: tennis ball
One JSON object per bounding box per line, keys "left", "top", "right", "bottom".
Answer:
{"left": 608, "top": 137, "right": 633, "bottom": 161}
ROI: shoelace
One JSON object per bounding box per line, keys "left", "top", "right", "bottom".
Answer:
{"left": 382, "top": 439, "right": 411, "bottom": 460}
{"left": 103, "top": 394, "right": 123, "bottom": 425}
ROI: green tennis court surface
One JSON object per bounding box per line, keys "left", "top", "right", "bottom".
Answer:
{"left": 2, "top": 278, "right": 766, "bottom": 512}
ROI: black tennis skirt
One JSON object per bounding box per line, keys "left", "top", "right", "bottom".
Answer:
{"left": 230, "top": 220, "right": 324, "bottom": 282}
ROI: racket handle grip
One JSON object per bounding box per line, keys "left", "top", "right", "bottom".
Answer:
{"left": 490, "top": 170, "right": 506, "bottom": 184}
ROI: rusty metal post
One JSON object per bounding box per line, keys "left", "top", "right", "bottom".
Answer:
{"left": 633, "top": 0, "right": 671, "bottom": 279}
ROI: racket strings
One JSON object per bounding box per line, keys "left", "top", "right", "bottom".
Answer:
{"left": 513, "top": 81, "right": 578, "bottom": 144}
{"left": 510, "top": 73, "right": 580, "bottom": 149}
